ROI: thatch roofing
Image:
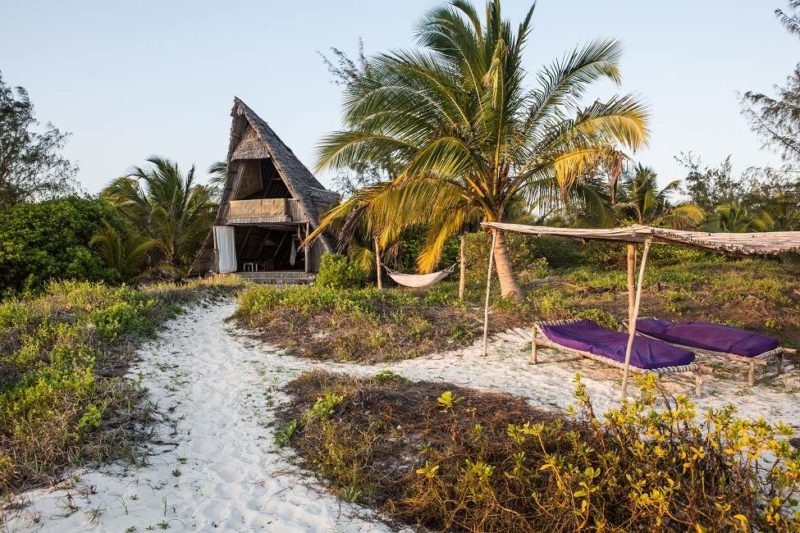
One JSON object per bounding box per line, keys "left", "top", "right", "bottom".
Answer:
{"left": 224, "top": 98, "right": 338, "bottom": 245}
{"left": 482, "top": 222, "right": 800, "bottom": 256}
{"left": 188, "top": 98, "right": 338, "bottom": 275}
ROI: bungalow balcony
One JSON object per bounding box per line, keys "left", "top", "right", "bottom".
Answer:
{"left": 224, "top": 198, "right": 307, "bottom": 225}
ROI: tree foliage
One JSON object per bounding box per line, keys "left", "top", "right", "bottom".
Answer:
{"left": 316, "top": 0, "right": 649, "bottom": 298}
{"left": 89, "top": 223, "right": 157, "bottom": 282}
{"left": 0, "top": 197, "right": 120, "bottom": 296}
{"left": 678, "top": 153, "right": 800, "bottom": 231}
{"left": 742, "top": 1, "right": 800, "bottom": 164}
{"left": 0, "top": 71, "right": 79, "bottom": 209}
{"left": 613, "top": 164, "right": 704, "bottom": 229}
{"left": 102, "top": 157, "right": 217, "bottom": 273}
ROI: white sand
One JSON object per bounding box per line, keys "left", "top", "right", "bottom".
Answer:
{"left": 3, "top": 301, "right": 393, "bottom": 532}
{"left": 5, "top": 299, "right": 799, "bottom": 531}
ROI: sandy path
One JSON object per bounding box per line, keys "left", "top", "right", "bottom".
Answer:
{"left": 4, "top": 301, "right": 391, "bottom": 532}
{"left": 6, "top": 299, "right": 800, "bottom": 531}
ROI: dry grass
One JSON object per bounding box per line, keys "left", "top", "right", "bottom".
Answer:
{"left": 278, "top": 370, "right": 800, "bottom": 532}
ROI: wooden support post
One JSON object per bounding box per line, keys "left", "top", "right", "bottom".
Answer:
{"left": 375, "top": 239, "right": 383, "bottom": 290}
{"left": 530, "top": 325, "right": 538, "bottom": 364}
{"left": 748, "top": 360, "right": 755, "bottom": 387}
{"left": 271, "top": 232, "right": 289, "bottom": 261}
{"left": 621, "top": 239, "right": 652, "bottom": 401}
{"left": 627, "top": 243, "right": 637, "bottom": 323}
{"left": 482, "top": 230, "right": 498, "bottom": 357}
{"left": 304, "top": 223, "right": 310, "bottom": 274}
{"left": 459, "top": 234, "right": 467, "bottom": 301}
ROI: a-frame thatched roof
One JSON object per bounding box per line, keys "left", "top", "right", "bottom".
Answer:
{"left": 189, "top": 98, "right": 337, "bottom": 275}
{"left": 220, "top": 98, "right": 338, "bottom": 238}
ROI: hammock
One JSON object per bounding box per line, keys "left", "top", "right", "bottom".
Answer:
{"left": 385, "top": 264, "right": 457, "bottom": 289}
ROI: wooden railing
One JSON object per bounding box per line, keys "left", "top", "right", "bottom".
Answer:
{"left": 225, "top": 198, "right": 306, "bottom": 224}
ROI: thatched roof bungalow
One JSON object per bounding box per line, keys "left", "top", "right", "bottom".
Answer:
{"left": 190, "top": 98, "right": 338, "bottom": 283}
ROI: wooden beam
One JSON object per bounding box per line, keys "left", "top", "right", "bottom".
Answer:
{"left": 237, "top": 226, "right": 254, "bottom": 259}
{"left": 621, "top": 238, "right": 652, "bottom": 401}
{"left": 482, "top": 230, "right": 498, "bottom": 357}
{"left": 255, "top": 229, "right": 273, "bottom": 262}
{"left": 271, "top": 232, "right": 289, "bottom": 261}
{"left": 627, "top": 243, "right": 636, "bottom": 323}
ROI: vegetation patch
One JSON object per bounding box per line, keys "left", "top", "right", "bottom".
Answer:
{"left": 278, "top": 370, "right": 800, "bottom": 531}
{"left": 0, "top": 278, "right": 241, "bottom": 495}
{"left": 235, "top": 284, "right": 528, "bottom": 363}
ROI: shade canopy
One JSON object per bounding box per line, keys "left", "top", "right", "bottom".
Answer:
{"left": 481, "top": 222, "right": 800, "bottom": 256}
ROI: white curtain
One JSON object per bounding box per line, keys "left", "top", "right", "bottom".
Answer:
{"left": 213, "top": 226, "right": 237, "bottom": 273}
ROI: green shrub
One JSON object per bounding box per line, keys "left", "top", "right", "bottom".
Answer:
{"left": 574, "top": 307, "right": 620, "bottom": 330}
{"left": 280, "top": 371, "right": 800, "bottom": 531}
{"left": 316, "top": 253, "right": 367, "bottom": 289}
{"left": 235, "top": 284, "right": 504, "bottom": 363}
{"left": 0, "top": 197, "right": 123, "bottom": 297}
{"left": 90, "top": 302, "right": 154, "bottom": 341}
{"left": 464, "top": 231, "right": 550, "bottom": 284}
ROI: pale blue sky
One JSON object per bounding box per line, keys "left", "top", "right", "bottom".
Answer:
{"left": 1, "top": 1, "right": 797, "bottom": 193}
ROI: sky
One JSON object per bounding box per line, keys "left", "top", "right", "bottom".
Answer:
{"left": 1, "top": 0, "right": 798, "bottom": 194}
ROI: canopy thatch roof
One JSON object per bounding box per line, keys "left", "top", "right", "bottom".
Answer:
{"left": 482, "top": 222, "right": 800, "bottom": 256}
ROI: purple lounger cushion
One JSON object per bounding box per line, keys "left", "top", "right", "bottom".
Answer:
{"left": 540, "top": 319, "right": 695, "bottom": 370}
{"left": 636, "top": 319, "right": 779, "bottom": 358}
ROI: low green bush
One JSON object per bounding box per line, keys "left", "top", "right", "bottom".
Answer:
{"left": 90, "top": 301, "right": 155, "bottom": 341}
{"left": 315, "top": 253, "right": 367, "bottom": 289}
{"left": 464, "top": 231, "right": 550, "bottom": 285}
{"left": 235, "top": 284, "right": 522, "bottom": 363}
{"left": 279, "top": 371, "right": 800, "bottom": 531}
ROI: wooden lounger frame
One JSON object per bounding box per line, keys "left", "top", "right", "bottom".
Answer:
{"left": 626, "top": 317, "right": 784, "bottom": 387}
{"left": 531, "top": 319, "right": 702, "bottom": 396}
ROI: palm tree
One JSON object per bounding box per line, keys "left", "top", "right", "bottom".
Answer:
{"left": 102, "top": 157, "right": 217, "bottom": 272}
{"left": 308, "top": 178, "right": 483, "bottom": 296}
{"left": 207, "top": 160, "right": 228, "bottom": 201}
{"left": 316, "top": 0, "right": 649, "bottom": 299}
{"left": 89, "top": 223, "right": 158, "bottom": 281}
{"left": 614, "top": 164, "right": 704, "bottom": 229}
{"left": 705, "top": 203, "right": 775, "bottom": 233}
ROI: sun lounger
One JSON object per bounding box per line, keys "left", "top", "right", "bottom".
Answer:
{"left": 632, "top": 318, "right": 784, "bottom": 386}
{"left": 531, "top": 319, "right": 701, "bottom": 395}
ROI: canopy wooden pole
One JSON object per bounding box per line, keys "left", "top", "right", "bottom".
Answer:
{"left": 621, "top": 238, "right": 652, "bottom": 401}
{"left": 374, "top": 239, "right": 383, "bottom": 290}
{"left": 482, "top": 230, "right": 498, "bottom": 357}
{"left": 459, "top": 234, "right": 467, "bottom": 300}
{"left": 626, "top": 243, "right": 636, "bottom": 323}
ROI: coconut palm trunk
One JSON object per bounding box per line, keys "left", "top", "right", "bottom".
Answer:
{"left": 491, "top": 229, "right": 522, "bottom": 299}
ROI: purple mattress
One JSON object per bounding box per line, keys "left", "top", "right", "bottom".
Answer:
{"left": 540, "top": 319, "right": 695, "bottom": 370}
{"left": 636, "top": 319, "right": 780, "bottom": 358}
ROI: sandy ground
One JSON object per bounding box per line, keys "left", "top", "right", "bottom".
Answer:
{"left": 5, "top": 299, "right": 800, "bottom": 531}
{"left": 3, "top": 301, "right": 393, "bottom": 532}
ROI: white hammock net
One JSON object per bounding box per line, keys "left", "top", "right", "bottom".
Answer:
{"left": 385, "top": 265, "right": 456, "bottom": 289}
